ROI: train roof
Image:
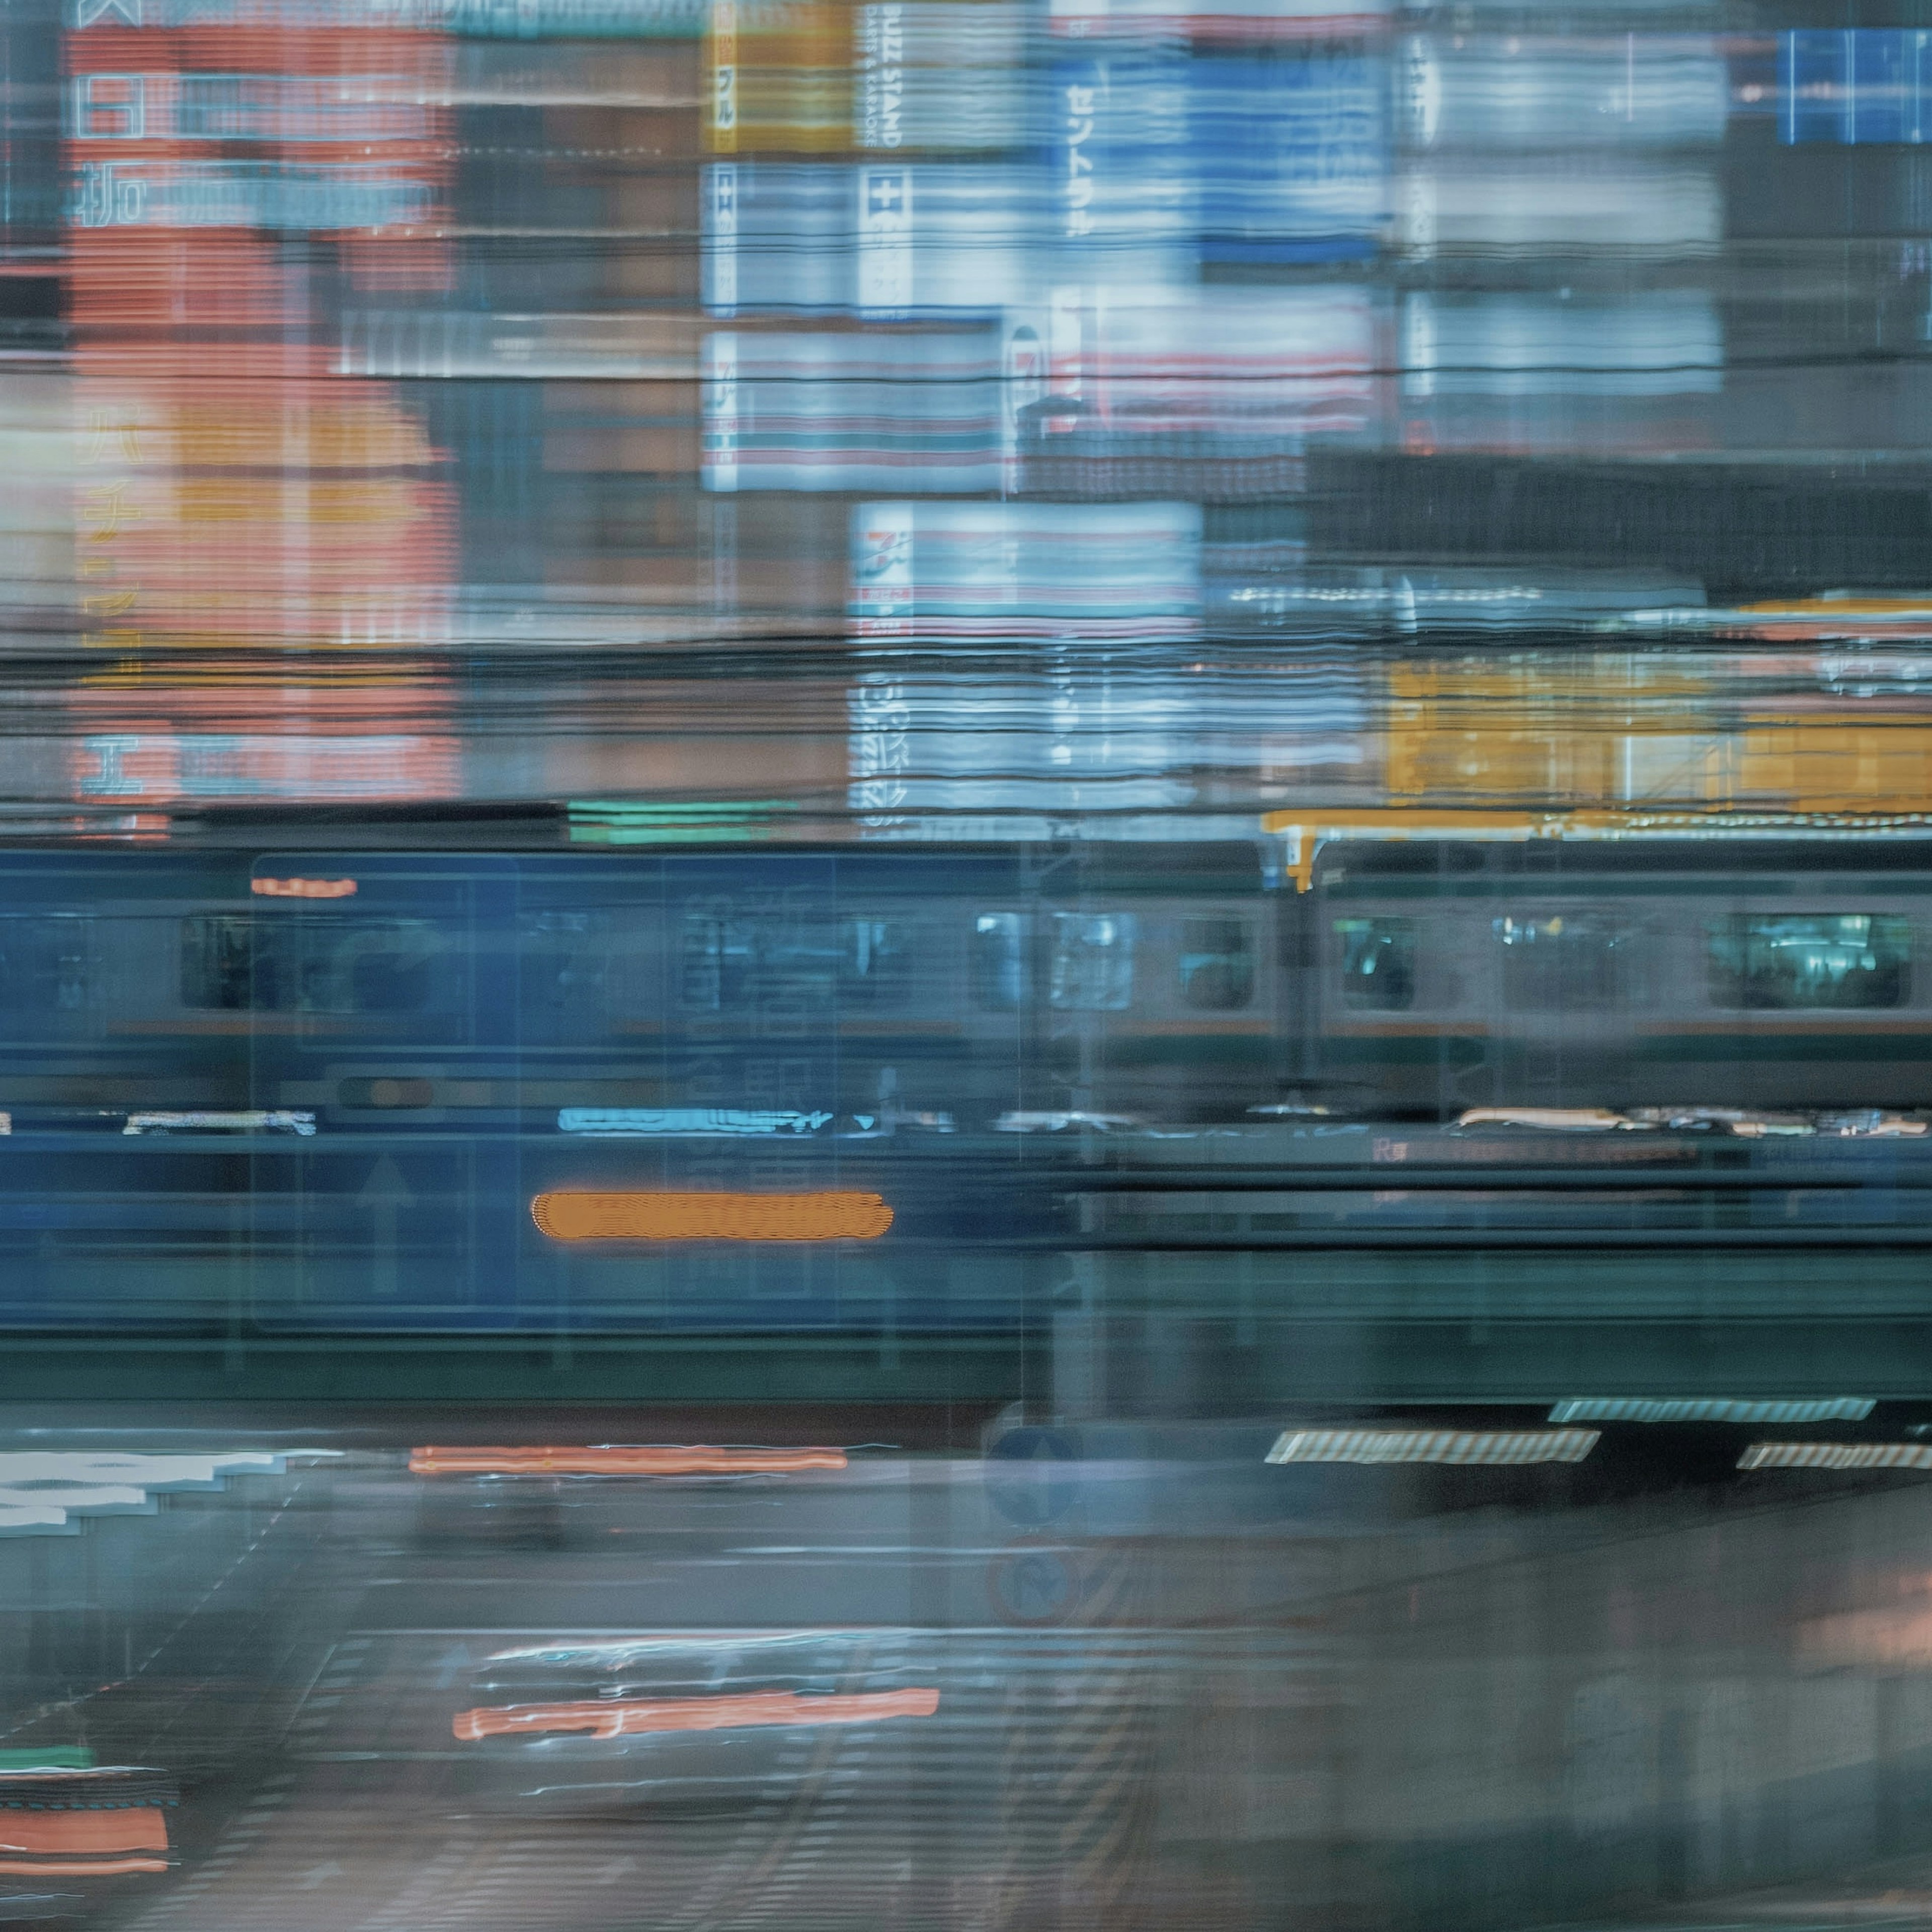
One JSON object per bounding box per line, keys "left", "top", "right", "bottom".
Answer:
{"left": 1314, "top": 835, "right": 1932, "bottom": 883}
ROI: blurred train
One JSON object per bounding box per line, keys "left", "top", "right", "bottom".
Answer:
{"left": 0, "top": 837, "right": 1926, "bottom": 1332}
{"left": 0, "top": 844, "right": 1270, "bottom": 1128}
{"left": 1301, "top": 839, "right": 1932, "bottom": 1115}
{"left": 3, "top": 835, "right": 1932, "bottom": 1126}
{"left": 0, "top": 843, "right": 1267, "bottom": 1333}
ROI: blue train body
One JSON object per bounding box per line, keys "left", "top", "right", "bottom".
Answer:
{"left": 0, "top": 845, "right": 1270, "bottom": 1337}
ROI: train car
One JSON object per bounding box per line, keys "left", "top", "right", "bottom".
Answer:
{"left": 1303, "top": 840, "right": 1932, "bottom": 1115}
{"left": 0, "top": 843, "right": 1274, "bottom": 1335}
{"left": 12, "top": 835, "right": 1932, "bottom": 1339}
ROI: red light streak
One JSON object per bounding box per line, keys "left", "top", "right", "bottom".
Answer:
{"left": 410, "top": 1445, "right": 849, "bottom": 1477}
{"left": 453, "top": 1687, "right": 941, "bottom": 1742}
{"left": 0, "top": 1858, "right": 169, "bottom": 1876}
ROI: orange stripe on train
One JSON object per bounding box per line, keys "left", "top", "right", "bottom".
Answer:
{"left": 530, "top": 1190, "right": 892, "bottom": 1243}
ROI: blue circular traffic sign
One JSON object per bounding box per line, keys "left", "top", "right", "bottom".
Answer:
{"left": 984, "top": 1427, "right": 1081, "bottom": 1527}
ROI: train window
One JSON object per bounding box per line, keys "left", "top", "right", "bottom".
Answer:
{"left": 182, "top": 915, "right": 442, "bottom": 1013}
{"left": 678, "top": 905, "right": 849, "bottom": 1015}
{"left": 971, "top": 913, "right": 1027, "bottom": 1011}
{"left": 519, "top": 911, "right": 607, "bottom": 1020}
{"left": 680, "top": 909, "right": 757, "bottom": 1011}
{"left": 1050, "top": 913, "right": 1136, "bottom": 1012}
{"left": 0, "top": 918, "right": 91, "bottom": 1012}
{"left": 1335, "top": 917, "right": 1414, "bottom": 1011}
{"left": 334, "top": 920, "right": 442, "bottom": 1014}
{"left": 180, "top": 914, "right": 257, "bottom": 1010}
{"left": 841, "top": 918, "right": 910, "bottom": 1009}
{"left": 1494, "top": 914, "right": 1637, "bottom": 1011}
{"left": 1708, "top": 914, "right": 1910, "bottom": 1010}
{"left": 1179, "top": 917, "right": 1254, "bottom": 1011}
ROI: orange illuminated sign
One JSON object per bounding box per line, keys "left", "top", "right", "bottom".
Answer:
{"left": 530, "top": 1191, "right": 893, "bottom": 1243}
{"left": 409, "top": 1445, "right": 849, "bottom": 1477}
{"left": 453, "top": 1687, "right": 940, "bottom": 1742}
{"left": 252, "top": 877, "right": 358, "bottom": 899}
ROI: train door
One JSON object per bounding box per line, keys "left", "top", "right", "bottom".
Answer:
{"left": 243, "top": 853, "right": 516, "bottom": 1330}
{"left": 513, "top": 851, "right": 882, "bottom": 1333}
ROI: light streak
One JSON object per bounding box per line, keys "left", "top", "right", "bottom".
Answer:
{"left": 454, "top": 1687, "right": 940, "bottom": 1741}
{"left": 0, "top": 1857, "right": 168, "bottom": 1875}
{"left": 1266, "top": 1428, "right": 1598, "bottom": 1466}
{"left": 1455, "top": 1108, "right": 1640, "bottom": 1132}
{"left": 410, "top": 1445, "right": 849, "bottom": 1476}
{"left": 252, "top": 877, "right": 358, "bottom": 899}
{"left": 1738, "top": 1442, "right": 1932, "bottom": 1472}
{"left": 1551, "top": 1398, "right": 1875, "bottom": 1425}
{"left": 558, "top": 1108, "right": 832, "bottom": 1137}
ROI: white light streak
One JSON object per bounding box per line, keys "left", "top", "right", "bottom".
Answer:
{"left": 1265, "top": 1428, "right": 1598, "bottom": 1467}
{"left": 1738, "top": 1442, "right": 1932, "bottom": 1472}
{"left": 557, "top": 1108, "right": 832, "bottom": 1136}
{"left": 1551, "top": 1398, "right": 1875, "bottom": 1425}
